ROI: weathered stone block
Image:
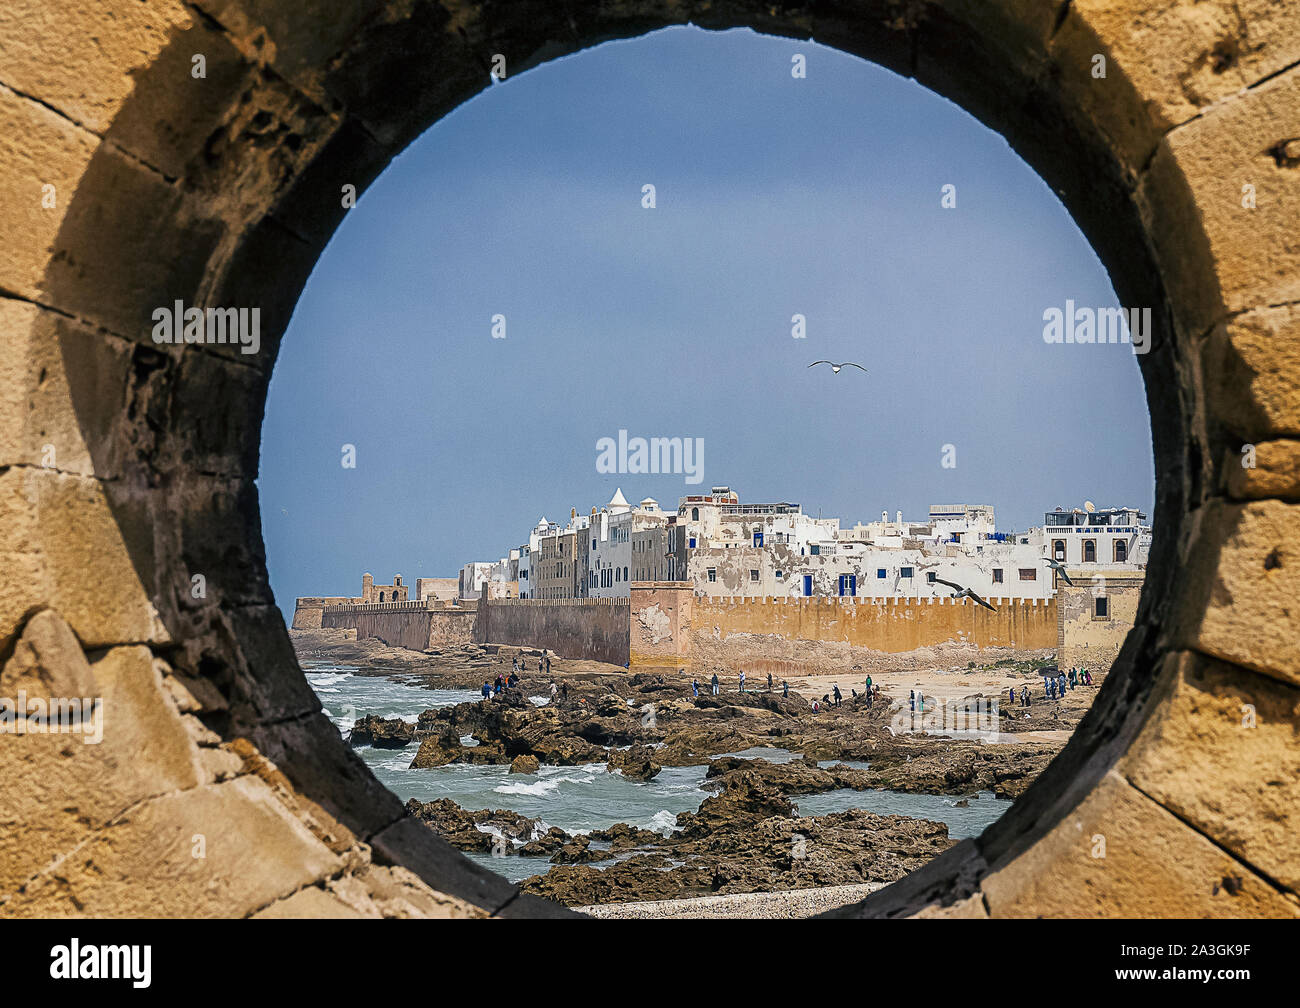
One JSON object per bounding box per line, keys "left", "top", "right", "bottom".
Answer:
{"left": 0, "top": 645, "right": 203, "bottom": 898}
{"left": 1166, "top": 499, "right": 1300, "bottom": 686}
{"left": 3, "top": 775, "right": 343, "bottom": 917}
{"left": 0, "top": 469, "right": 166, "bottom": 650}
{"left": 1207, "top": 304, "right": 1300, "bottom": 442}
{"left": 1226, "top": 440, "right": 1300, "bottom": 500}
{"left": 981, "top": 771, "right": 1297, "bottom": 916}
{"left": 1122, "top": 650, "right": 1300, "bottom": 891}
{"left": 1141, "top": 66, "right": 1300, "bottom": 340}
{"left": 0, "top": 0, "right": 193, "bottom": 134}
{"left": 0, "top": 87, "right": 97, "bottom": 301}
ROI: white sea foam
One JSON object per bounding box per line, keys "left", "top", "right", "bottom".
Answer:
{"left": 306, "top": 673, "right": 351, "bottom": 687}
{"left": 645, "top": 810, "right": 678, "bottom": 835}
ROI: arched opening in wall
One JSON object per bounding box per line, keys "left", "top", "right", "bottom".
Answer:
{"left": 263, "top": 25, "right": 1155, "bottom": 913}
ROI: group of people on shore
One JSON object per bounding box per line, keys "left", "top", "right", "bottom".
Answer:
{"left": 1007, "top": 665, "right": 1094, "bottom": 706}
{"left": 481, "top": 650, "right": 557, "bottom": 701}
{"left": 480, "top": 670, "right": 520, "bottom": 699}
{"left": 691, "top": 671, "right": 792, "bottom": 699}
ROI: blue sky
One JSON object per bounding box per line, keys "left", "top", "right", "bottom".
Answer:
{"left": 259, "top": 26, "right": 1154, "bottom": 619}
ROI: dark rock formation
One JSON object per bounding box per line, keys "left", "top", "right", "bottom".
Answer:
{"left": 348, "top": 714, "right": 414, "bottom": 749}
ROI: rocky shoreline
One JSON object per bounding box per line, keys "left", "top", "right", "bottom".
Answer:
{"left": 296, "top": 628, "right": 1091, "bottom": 908}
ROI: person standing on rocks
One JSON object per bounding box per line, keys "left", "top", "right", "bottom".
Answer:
{"left": 692, "top": 679, "right": 699, "bottom": 698}
{"left": 832, "top": 684, "right": 843, "bottom": 707}
{"left": 909, "top": 690, "right": 915, "bottom": 712}
{"left": 481, "top": 681, "right": 491, "bottom": 701}
{"left": 711, "top": 673, "right": 719, "bottom": 696}
{"left": 865, "top": 674, "right": 873, "bottom": 692}
{"left": 739, "top": 670, "right": 746, "bottom": 693}
{"left": 767, "top": 673, "right": 773, "bottom": 692}
{"left": 782, "top": 680, "right": 789, "bottom": 698}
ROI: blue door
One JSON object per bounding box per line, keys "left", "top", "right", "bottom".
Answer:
{"left": 803, "top": 575, "right": 813, "bottom": 597}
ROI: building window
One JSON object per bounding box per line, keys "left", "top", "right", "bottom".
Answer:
{"left": 1018, "top": 568, "right": 1037, "bottom": 581}
{"left": 810, "top": 545, "right": 820, "bottom": 556}
{"left": 926, "top": 571, "right": 937, "bottom": 583}
{"left": 992, "top": 569, "right": 1004, "bottom": 583}
{"left": 379, "top": 592, "right": 385, "bottom": 602}
{"left": 623, "top": 567, "right": 628, "bottom": 582}
{"left": 1114, "top": 539, "right": 1127, "bottom": 562}
{"left": 775, "top": 570, "right": 783, "bottom": 578}
{"left": 691, "top": 507, "right": 699, "bottom": 521}
{"left": 750, "top": 569, "right": 759, "bottom": 582}
{"left": 707, "top": 568, "right": 717, "bottom": 583}
{"left": 688, "top": 537, "right": 697, "bottom": 549}
{"left": 1094, "top": 595, "right": 1110, "bottom": 618}
{"left": 753, "top": 532, "right": 764, "bottom": 547}
{"left": 1053, "top": 539, "right": 1065, "bottom": 561}
{"left": 877, "top": 569, "right": 887, "bottom": 579}
{"left": 1083, "top": 539, "right": 1097, "bottom": 563}
{"left": 900, "top": 567, "right": 914, "bottom": 578}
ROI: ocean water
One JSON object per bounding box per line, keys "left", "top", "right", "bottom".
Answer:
{"left": 305, "top": 663, "right": 1012, "bottom": 882}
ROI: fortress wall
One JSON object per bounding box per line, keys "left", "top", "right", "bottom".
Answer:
{"left": 321, "top": 601, "right": 437, "bottom": 652}
{"left": 693, "top": 595, "right": 1059, "bottom": 654}
{"left": 476, "top": 598, "right": 630, "bottom": 666}
{"left": 427, "top": 608, "right": 477, "bottom": 647}
{"left": 1058, "top": 576, "right": 1145, "bottom": 678}
{"left": 291, "top": 596, "right": 358, "bottom": 629}
{"left": 630, "top": 582, "right": 695, "bottom": 668}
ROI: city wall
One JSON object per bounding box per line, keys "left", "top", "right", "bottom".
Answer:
{"left": 694, "top": 594, "right": 1059, "bottom": 653}
{"left": 302, "top": 585, "right": 1060, "bottom": 668}
{"left": 1057, "top": 573, "right": 1145, "bottom": 677}
{"left": 319, "top": 601, "right": 477, "bottom": 651}
{"left": 291, "top": 596, "right": 359, "bottom": 629}
{"left": 474, "top": 598, "right": 630, "bottom": 666}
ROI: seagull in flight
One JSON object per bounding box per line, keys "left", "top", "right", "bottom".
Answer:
{"left": 1042, "top": 557, "right": 1075, "bottom": 586}
{"left": 808, "top": 361, "right": 867, "bottom": 374}
{"left": 933, "top": 577, "right": 998, "bottom": 612}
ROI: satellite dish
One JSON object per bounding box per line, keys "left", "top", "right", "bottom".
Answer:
{"left": 1084, "top": 500, "right": 1096, "bottom": 513}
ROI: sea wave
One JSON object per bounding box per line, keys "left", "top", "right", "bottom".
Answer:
{"left": 306, "top": 672, "right": 352, "bottom": 686}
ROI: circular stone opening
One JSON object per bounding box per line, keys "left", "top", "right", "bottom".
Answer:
{"left": 264, "top": 24, "right": 1155, "bottom": 913}
{"left": 4, "top": 0, "right": 1297, "bottom": 918}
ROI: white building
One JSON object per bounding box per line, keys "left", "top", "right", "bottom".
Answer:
{"left": 1037, "top": 505, "right": 1151, "bottom": 567}
{"left": 588, "top": 488, "right": 670, "bottom": 597}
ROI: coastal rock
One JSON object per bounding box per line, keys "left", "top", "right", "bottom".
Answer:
{"left": 409, "top": 725, "right": 463, "bottom": 768}
{"left": 348, "top": 714, "right": 415, "bottom": 749}
{"left": 405, "top": 797, "right": 546, "bottom": 852}
{"left": 606, "top": 744, "right": 662, "bottom": 781}
{"left": 510, "top": 754, "right": 540, "bottom": 774}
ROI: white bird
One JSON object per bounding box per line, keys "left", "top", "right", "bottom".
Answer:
{"left": 808, "top": 361, "right": 867, "bottom": 374}
{"left": 933, "top": 576, "right": 998, "bottom": 612}
{"left": 1042, "top": 557, "right": 1075, "bottom": 586}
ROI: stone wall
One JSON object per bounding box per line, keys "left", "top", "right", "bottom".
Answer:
{"left": 629, "top": 582, "right": 694, "bottom": 668}
{"left": 322, "top": 602, "right": 433, "bottom": 651}
{"left": 475, "top": 598, "right": 630, "bottom": 665}
{"left": 1058, "top": 570, "right": 1146, "bottom": 677}
{"left": 695, "top": 595, "right": 1058, "bottom": 653}
{"left": 291, "top": 596, "right": 359, "bottom": 629}
{"left": 428, "top": 607, "right": 478, "bottom": 647}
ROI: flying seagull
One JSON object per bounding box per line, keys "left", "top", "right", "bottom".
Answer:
{"left": 1042, "top": 557, "right": 1075, "bottom": 586}
{"left": 808, "top": 361, "right": 867, "bottom": 374}
{"left": 933, "top": 576, "right": 998, "bottom": 612}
